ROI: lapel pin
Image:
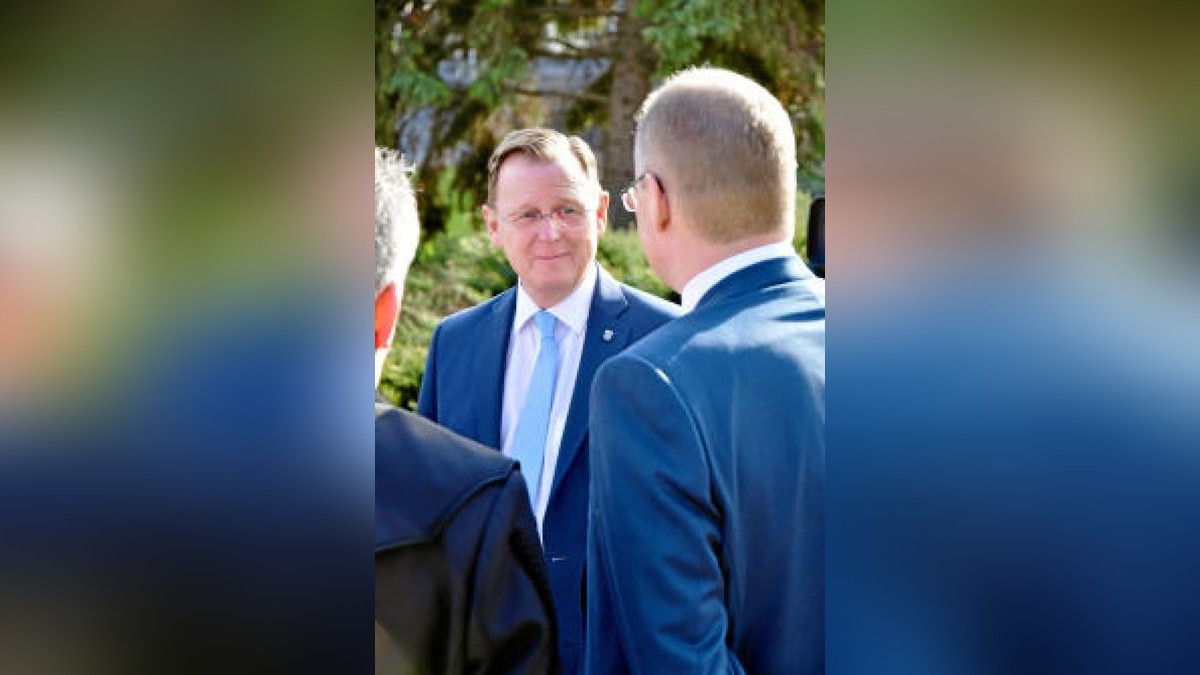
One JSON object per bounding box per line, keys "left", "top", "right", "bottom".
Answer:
{"left": 602, "top": 328, "right": 614, "bottom": 342}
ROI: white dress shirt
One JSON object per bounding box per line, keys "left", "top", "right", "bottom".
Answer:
{"left": 500, "top": 262, "right": 597, "bottom": 534}
{"left": 680, "top": 241, "right": 799, "bottom": 312}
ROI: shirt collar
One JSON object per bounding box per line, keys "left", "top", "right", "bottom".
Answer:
{"left": 514, "top": 262, "right": 597, "bottom": 335}
{"left": 680, "top": 241, "right": 798, "bottom": 312}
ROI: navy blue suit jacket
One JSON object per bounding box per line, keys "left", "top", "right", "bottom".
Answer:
{"left": 586, "top": 256, "right": 825, "bottom": 674}
{"left": 418, "top": 264, "right": 681, "bottom": 674}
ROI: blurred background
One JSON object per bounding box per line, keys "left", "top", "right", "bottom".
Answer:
{"left": 832, "top": 3, "right": 1200, "bottom": 673}
{"left": 375, "top": 0, "right": 826, "bottom": 408}
{"left": 0, "top": 2, "right": 371, "bottom": 670}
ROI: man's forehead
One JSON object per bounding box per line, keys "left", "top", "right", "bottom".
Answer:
{"left": 498, "top": 151, "right": 586, "bottom": 175}
{"left": 495, "top": 154, "right": 594, "bottom": 193}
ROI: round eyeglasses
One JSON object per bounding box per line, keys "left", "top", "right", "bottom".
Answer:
{"left": 505, "top": 204, "right": 589, "bottom": 229}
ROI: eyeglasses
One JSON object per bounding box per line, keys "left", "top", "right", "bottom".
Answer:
{"left": 621, "top": 173, "right": 660, "bottom": 213}
{"left": 505, "top": 204, "right": 590, "bottom": 229}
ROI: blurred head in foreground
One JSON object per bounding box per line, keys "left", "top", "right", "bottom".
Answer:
{"left": 373, "top": 147, "right": 420, "bottom": 387}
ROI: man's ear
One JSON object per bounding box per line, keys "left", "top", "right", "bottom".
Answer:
{"left": 482, "top": 204, "right": 502, "bottom": 247}
{"left": 647, "top": 173, "right": 671, "bottom": 235}
{"left": 595, "top": 191, "right": 610, "bottom": 236}
{"left": 374, "top": 281, "right": 399, "bottom": 351}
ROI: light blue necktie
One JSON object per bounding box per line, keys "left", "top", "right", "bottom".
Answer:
{"left": 512, "top": 310, "right": 559, "bottom": 507}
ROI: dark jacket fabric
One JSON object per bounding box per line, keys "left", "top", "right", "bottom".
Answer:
{"left": 375, "top": 404, "right": 558, "bottom": 675}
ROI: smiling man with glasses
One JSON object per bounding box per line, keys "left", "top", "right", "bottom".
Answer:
{"left": 416, "top": 128, "right": 680, "bottom": 675}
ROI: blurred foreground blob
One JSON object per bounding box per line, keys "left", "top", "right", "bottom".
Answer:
{"left": 832, "top": 52, "right": 1200, "bottom": 675}
{"left": 0, "top": 0, "right": 371, "bottom": 670}
{"left": 0, "top": 128, "right": 130, "bottom": 426}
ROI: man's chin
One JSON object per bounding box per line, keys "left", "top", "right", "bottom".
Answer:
{"left": 529, "top": 262, "right": 576, "bottom": 281}
{"left": 524, "top": 273, "right": 584, "bottom": 306}
{"left": 529, "top": 253, "right": 573, "bottom": 268}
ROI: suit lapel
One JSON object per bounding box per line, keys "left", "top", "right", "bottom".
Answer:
{"left": 474, "top": 289, "right": 516, "bottom": 450}
{"left": 549, "top": 266, "right": 629, "bottom": 499}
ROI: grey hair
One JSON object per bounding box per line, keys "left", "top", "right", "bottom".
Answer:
{"left": 375, "top": 147, "right": 420, "bottom": 294}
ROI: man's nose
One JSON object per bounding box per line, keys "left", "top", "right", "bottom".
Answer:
{"left": 535, "top": 214, "right": 561, "bottom": 241}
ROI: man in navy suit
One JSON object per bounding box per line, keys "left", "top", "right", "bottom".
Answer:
{"left": 585, "top": 68, "right": 826, "bottom": 673}
{"left": 418, "top": 129, "right": 680, "bottom": 674}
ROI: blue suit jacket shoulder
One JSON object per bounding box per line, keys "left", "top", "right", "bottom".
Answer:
{"left": 587, "top": 256, "right": 825, "bottom": 675}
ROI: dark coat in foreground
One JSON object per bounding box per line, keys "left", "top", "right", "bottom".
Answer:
{"left": 375, "top": 404, "right": 558, "bottom": 674}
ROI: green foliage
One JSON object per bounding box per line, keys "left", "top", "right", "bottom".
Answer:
{"left": 378, "top": 0, "right": 826, "bottom": 229}
{"left": 466, "top": 47, "right": 530, "bottom": 107}
{"left": 639, "top": 0, "right": 741, "bottom": 70}
{"left": 376, "top": 0, "right": 540, "bottom": 148}
{"left": 386, "top": 70, "right": 453, "bottom": 108}
{"left": 431, "top": 166, "right": 480, "bottom": 237}
{"left": 596, "top": 228, "right": 673, "bottom": 300}
{"left": 378, "top": 225, "right": 511, "bottom": 410}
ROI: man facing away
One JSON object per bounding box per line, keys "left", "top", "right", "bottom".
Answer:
{"left": 373, "top": 147, "right": 558, "bottom": 674}
{"left": 585, "top": 68, "right": 826, "bottom": 674}
{"left": 418, "top": 129, "right": 680, "bottom": 675}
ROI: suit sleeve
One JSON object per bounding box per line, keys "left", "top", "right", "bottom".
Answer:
{"left": 586, "top": 355, "right": 745, "bottom": 675}
{"left": 416, "top": 323, "right": 442, "bottom": 420}
{"left": 469, "top": 468, "right": 560, "bottom": 675}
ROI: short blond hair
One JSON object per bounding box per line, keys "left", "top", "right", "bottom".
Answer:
{"left": 486, "top": 128, "right": 600, "bottom": 206}
{"left": 375, "top": 147, "right": 420, "bottom": 294}
{"left": 635, "top": 67, "right": 797, "bottom": 243}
